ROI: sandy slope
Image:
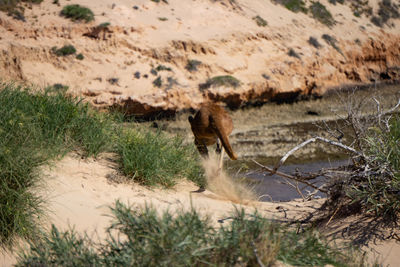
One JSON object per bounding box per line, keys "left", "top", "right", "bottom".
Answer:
{"left": 0, "top": 0, "right": 399, "bottom": 116}
{"left": 0, "top": 154, "right": 322, "bottom": 266}
{"left": 1, "top": 152, "right": 400, "bottom": 266}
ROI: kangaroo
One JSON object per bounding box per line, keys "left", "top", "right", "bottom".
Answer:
{"left": 188, "top": 102, "right": 238, "bottom": 162}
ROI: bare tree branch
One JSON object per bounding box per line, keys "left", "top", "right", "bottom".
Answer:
{"left": 252, "top": 160, "right": 328, "bottom": 193}
{"left": 273, "top": 136, "right": 365, "bottom": 172}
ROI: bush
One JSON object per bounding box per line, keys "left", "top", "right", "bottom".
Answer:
{"left": 322, "top": 34, "right": 342, "bottom": 54}
{"left": 253, "top": 15, "right": 268, "bottom": 27}
{"left": 308, "top": 36, "right": 322, "bottom": 48}
{"left": 288, "top": 48, "right": 301, "bottom": 59}
{"left": 273, "top": 0, "right": 308, "bottom": 13}
{"left": 116, "top": 129, "right": 203, "bottom": 187}
{"left": 0, "top": 84, "right": 113, "bottom": 249}
{"left": 52, "top": 45, "right": 77, "bottom": 56}
{"left": 185, "top": 59, "right": 201, "bottom": 72}
{"left": 152, "top": 76, "right": 162, "bottom": 87}
{"left": 60, "top": 4, "right": 94, "bottom": 22}
{"left": 310, "top": 1, "right": 335, "bottom": 26}
{"left": 16, "top": 202, "right": 364, "bottom": 266}
{"left": 76, "top": 53, "right": 84, "bottom": 60}
{"left": 0, "top": 0, "right": 43, "bottom": 17}
{"left": 370, "top": 0, "right": 400, "bottom": 27}
{"left": 200, "top": 75, "right": 241, "bottom": 90}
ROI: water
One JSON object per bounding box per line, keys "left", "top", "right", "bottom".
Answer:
{"left": 242, "top": 159, "right": 351, "bottom": 202}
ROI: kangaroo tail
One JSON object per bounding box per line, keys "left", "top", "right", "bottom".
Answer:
{"left": 210, "top": 116, "right": 238, "bottom": 160}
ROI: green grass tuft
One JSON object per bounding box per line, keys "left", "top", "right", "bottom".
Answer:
{"left": 253, "top": 15, "right": 268, "bottom": 27}
{"left": 0, "top": 83, "right": 113, "bottom": 248}
{"left": 273, "top": 0, "right": 308, "bottom": 13}
{"left": 310, "top": 1, "right": 335, "bottom": 26}
{"left": 60, "top": 4, "right": 94, "bottom": 22}
{"left": 116, "top": 129, "right": 204, "bottom": 187}
{"left": 52, "top": 45, "right": 77, "bottom": 56}
{"left": 200, "top": 75, "right": 241, "bottom": 90}
{"left": 185, "top": 59, "right": 201, "bottom": 72}
{"left": 16, "top": 202, "right": 367, "bottom": 266}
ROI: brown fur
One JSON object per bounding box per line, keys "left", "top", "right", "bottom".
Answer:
{"left": 188, "top": 103, "right": 237, "bottom": 160}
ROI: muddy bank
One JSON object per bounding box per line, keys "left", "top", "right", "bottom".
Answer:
{"left": 154, "top": 83, "right": 400, "bottom": 164}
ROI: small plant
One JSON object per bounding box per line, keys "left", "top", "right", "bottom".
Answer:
{"left": 288, "top": 48, "right": 301, "bottom": 59}
{"left": 253, "top": 15, "right": 268, "bottom": 27}
{"left": 155, "top": 64, "right": 172, "bottom": 71}
{"left": 310, "top": 1, "right": 335, "bottom": 26}
{"left": 107, "top": 78, "right": 119, "bottom": 85}
{"left": 158, "top": 17, "right": 168, "bottom": 21}
{"left": 98, "top": 22, "right": 110, "bottom": 28}
{"left": 52, "top": 45, "right": 77, "bottom": 56}
{"left": 60, "top": 4, "right": 94, "bottom": 22}
{"left": 200, "top": 75, "right": 241, "bottom": 90}
{"left": 76, "top": 53, "right": 84, "bottom": 60}
{"left": 52, "top": 0, "right": 59, "bottom": 4}
{"left": 0, "top": 0, "right": 43, "bottom": 18}
{"left": 308, "top": 36, "right": 322, "bottom": 48}
{"left": 328, "top": 0, "right": 344, "bottom": 4}
{"left": 273, "top": 0, "right": 308, "bottom": 13}
{"left": 152, "top": 76, "right": 162, "bottom": 87}
{"left": 185, "top": 59, "right": 201, "bottom": 72}
{"left": 321, "top": 34, "right": 342, "bottom": 54}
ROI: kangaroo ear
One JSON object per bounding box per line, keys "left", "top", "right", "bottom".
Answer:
{"left": 188, "top": 116, "right": 194, "bottom": 123}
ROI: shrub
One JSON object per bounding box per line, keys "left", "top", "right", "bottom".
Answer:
{"left": 370, "top": 0, "right": 400, "bottom": 27}
{"left": 158, "top": 17, "right": 168, "bottom": 21}
{"left": 52, "top": 45, "right": 77, "bottom": 56}
{"left": 155, "top": 64, "right": 172, "bottom": 71}
{"left": 308, "top": 36, "right": 322, "bottom": 48}
{"left": 200, "top": 75, "right": 241, "bottom": 90}
{"left": 116, "top": 129, "right": 203, "bottom": 187}
{"left": 253, "top": 15, "right": 268, "bottom": 27}
{"left": 321, "top": 34, "right": 342, "bottom": 54}
{"left": 273, "top": 0, "right": 308, "bottom": 13}
{"left": 310, "top": 1, "right": 335, "bottom": 26}
{"left": 0, "top": 0, "right": 43, "bottom": 17}
{"left": 16, "top": 202, "right": 366, "bottom": 266}
{"left": 185, "top": 59, "right": 201, "bottom": 72}
{"left": 328, "top": 0, "right": 344, "bottom": 4}
{"left": 60, "top": 4, "right": 94, "bottom": 22}
{"left": 152, "top": 76, "right": 162, "bottom": 87}
{"left": 288, "top": 48, "right": 301, "bottom": 59}
{"left": 76, "top": 53, "right": 84, "bottom": 60}
{"left": 0, "top": 84, "right": 113, "bottom": 249}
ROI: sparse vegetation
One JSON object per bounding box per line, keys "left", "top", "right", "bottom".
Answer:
{"left": 185, "top": 59, "right": 202, "bottom": 72}
{"left": 0, "top": 0, "right": 43, "bottom": 19}
{"left": 288, "top": 48, "right": 301, "bottom": 59}
{"left": 310, "top": 1, "right": 335, "bottom": 26}
{"left": 308, "top": 36, "right": 322, "bottom": 48}
{"left": 155, "top": 64, "right": 172, "bottom": 72}
{"left": 60, "top": 4, "right": 94, "bottom": 22}
{"left": 158, "top": 17, "right": 168, "bottom": 21}
{"left": 200, "top": 75, "right": 241, "bottom": 90}
{"left": 371, "top": 0, "right": 400, "bottom": 27}
{"left": 76, "top": 53, "right": 84, "bottom": 60}
{"left": 52, "top": 45, "right": 77, "bottom": 56}
{"left": 328, "top": 0, "right": 344, "bottom": 4}
{"left": 16, "top": 202, "right": 365, "bottom": 266}
{"left": 273, "top": 0, "right": 308, "bottom": 13}
{"left": 253, "top": 15, "right": 268, "bottom": 27}
{"left": 321, "top": 34, "right": 342, "bottom": 54}
{"left": 152, "top": 76, "right": 162, "bottom": 87}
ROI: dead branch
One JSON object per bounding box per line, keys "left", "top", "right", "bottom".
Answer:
{"left": 273, "top": 136, "right": 365, "bottom": 172}
{"left": 252, "top": 160, "right": 328, "bottom": 194}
